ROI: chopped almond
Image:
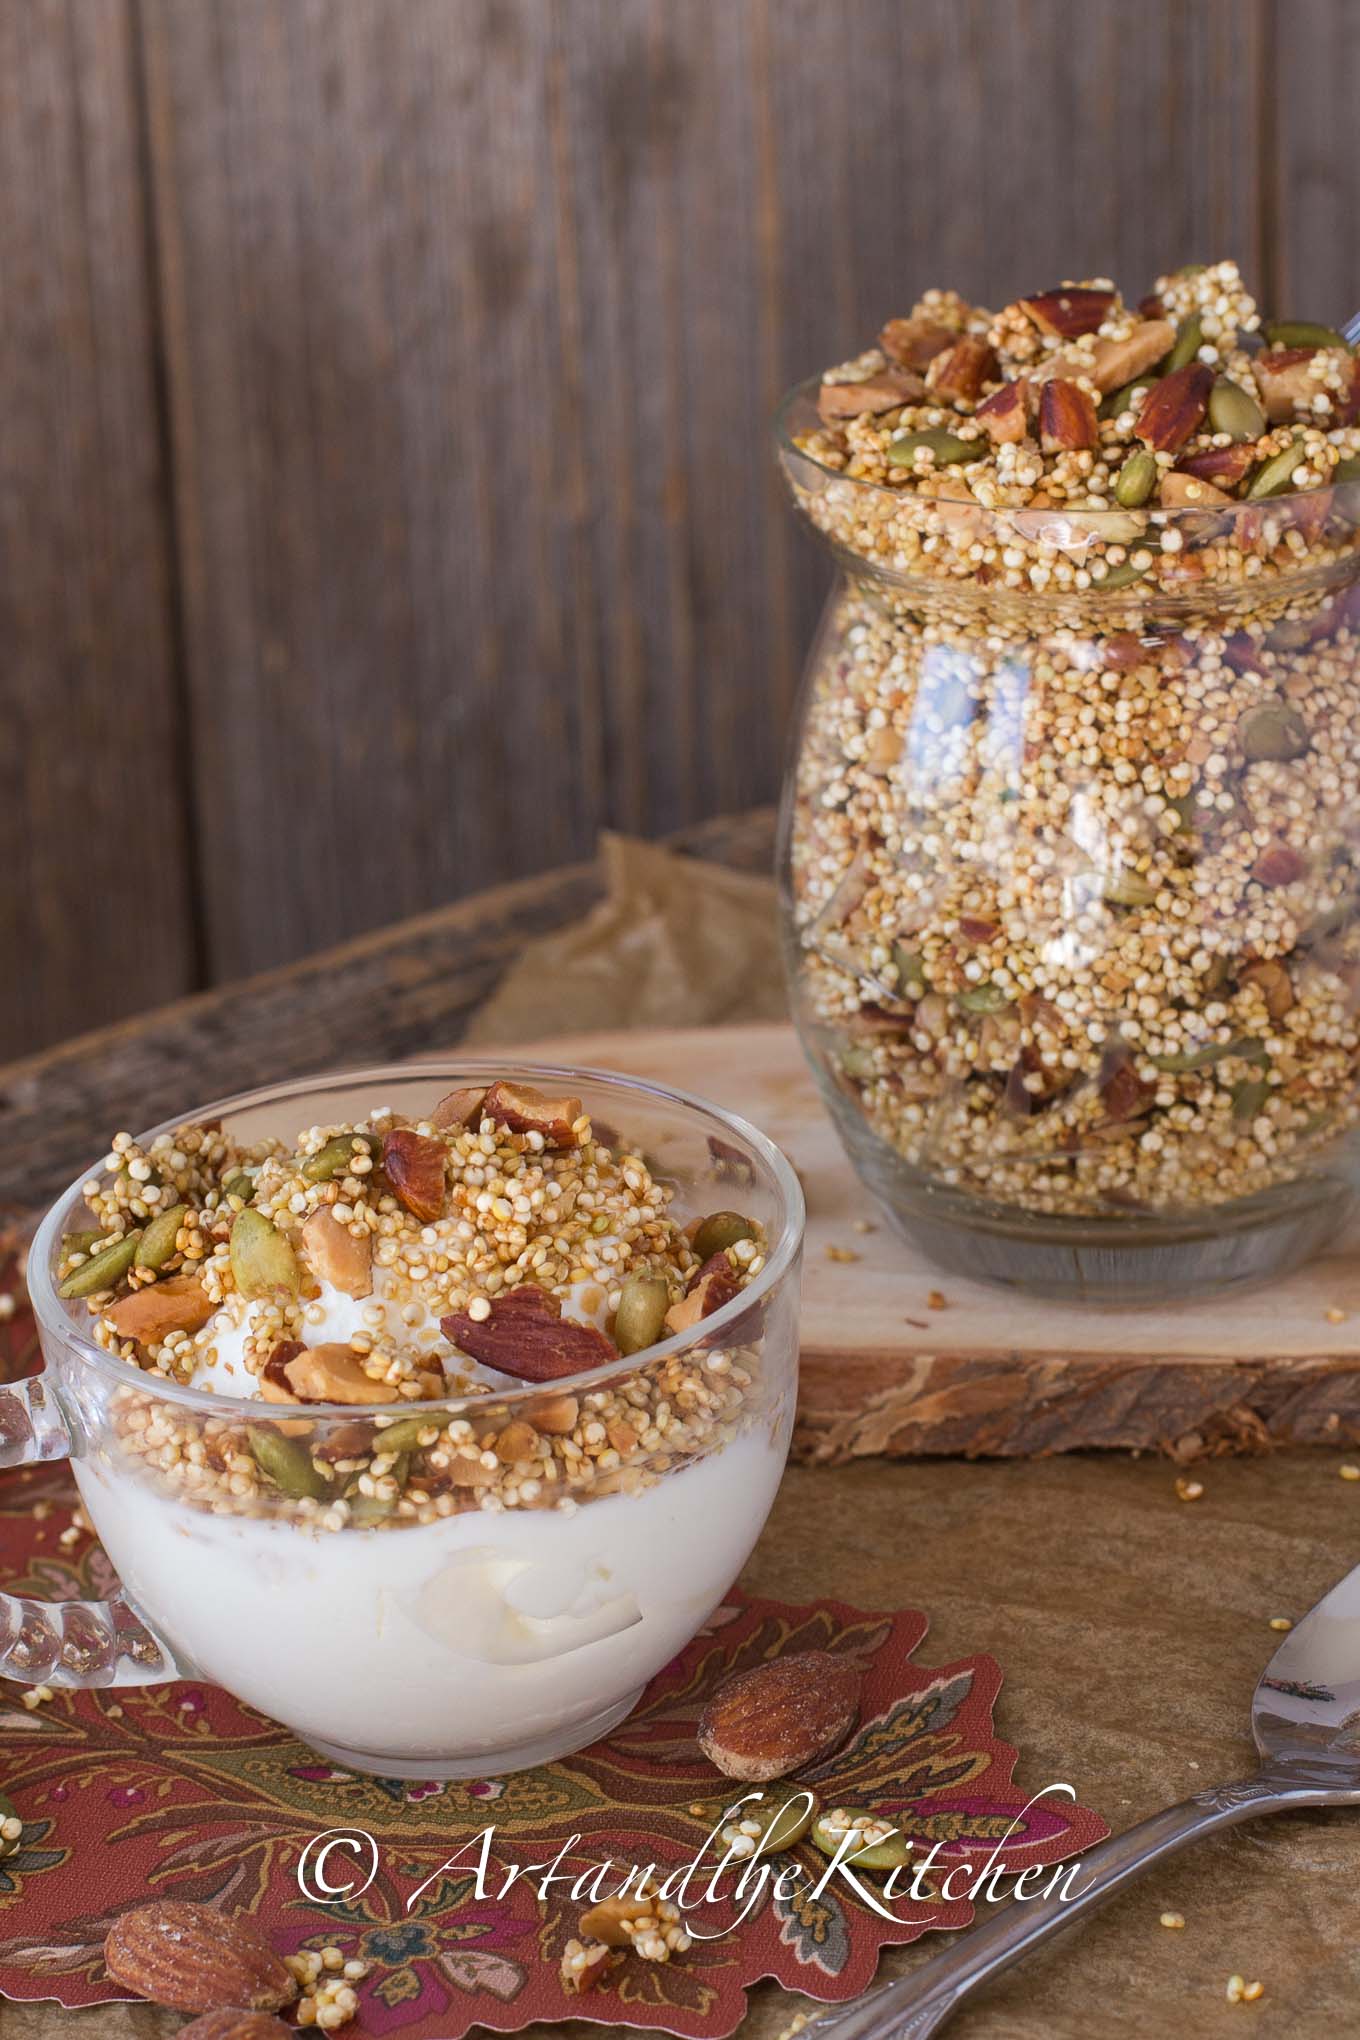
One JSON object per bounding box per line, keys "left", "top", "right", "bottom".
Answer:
{"left": 1159, "top": 471, "right": 1234, "bottom": 508}
{"left": 878, "top": 316, "right": 955, "bottom": 369}
{"left": 301, "top": 1208, "right": 373, "bottom": 1299}
{"left": 975, "top": 381, "right": 1028, "bottom": 443}
{"left": 1087, "top": 318, "right": 1174, "bottom": 393}
{"left": 104, "top": 1276, "right": 214, "bottom": 1344}
{"left": 925, "top": 335, "right": 997, "bottom": 404}
{"left": 817, "top": 368, "right": 923, "bottom": 422}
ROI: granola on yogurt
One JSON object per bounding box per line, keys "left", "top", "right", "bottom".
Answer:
{"left": 55, "top": 1080, "right": 768, "bottom": 1528}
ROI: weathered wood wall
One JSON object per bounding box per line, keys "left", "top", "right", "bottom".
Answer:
{"left": 6, "top": 0, "right": 1349, "bottom": 1057}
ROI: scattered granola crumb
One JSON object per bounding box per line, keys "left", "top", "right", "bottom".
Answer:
{"left": 926, "top": 1289, "right": 947, "bottom": 1310}
{"left": 1242, "top": 1981, "right": 1265, "bottom": 2002}
{"left": 560, "top": 1937, "right": 621, "bottom": 1995}
{"left": 20, "top": 1685, "right": 55, "bottom": 1711}
{"left": 851, "top": 1218, "right": 876, "bottom": 1234}
{"left": 1160, "top": 1911, "right": 1186, "bottom": 1929}
{"left": 1326, "top": 1307, "right": 1347, "bottom": 1324}
{"left": 1268, "top": 1616, "right": 1292, "bottom": 1632}
{"left": 1341, "top": 1464, "right": 1360, "bottom": 1481}
{"left": 287, "top": 1947, "right": 369, "bottom": 2030}
{"left": 106, "top": 1705, "right": 124, "bottom": 1720}
{"left": 0, "top": 1293, "right": 15, "bottom": 1321}
{"left": 30, "top": 1501, "right": 51, "bottom": 1522}
{"left": 1175, "top": 1476, "right": 1205, "bottom": 1502}
{"left": 1226, "top": 1973, "right": 1264, "bottom": 2004}
{"left": 824, "top": 1244, "right": 861, "bottom": 1263}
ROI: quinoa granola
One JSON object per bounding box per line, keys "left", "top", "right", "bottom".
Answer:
{"left": 780, "top": 263, "right": 1360, "bottom": 1221}
{"left": 55, "top": 1081, "right": 769, "bottom": 1529}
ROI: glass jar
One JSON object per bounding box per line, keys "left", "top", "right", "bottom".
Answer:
{"left": 776, "top": 380, "right": 1360, "bottom": 1301}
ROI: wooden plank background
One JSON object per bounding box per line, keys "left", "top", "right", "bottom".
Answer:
{"left": 9, "top": 0, "right": 1354, "bottom": 1061}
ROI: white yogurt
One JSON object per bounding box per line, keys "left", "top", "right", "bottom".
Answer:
{"left": 74, "top": 1417, "right": 786, "bottom": 1774}
{"left": 191, "top": 1268, "right": 619, "bottom": 1396}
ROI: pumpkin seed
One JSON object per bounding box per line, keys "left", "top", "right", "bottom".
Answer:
{"left": 0, "top": 1791, "right": 20, "bottom": 1859}
{"left": 692, "top": 1211, "right": 758, "bottom": 1261}
{"left": 614, "top": 1272, "right": 672, "bottom": 1356}
{"left": 1231, "top": 1077, "right": 1271, "bottom": 1121}
{"left": 229, "top": 1209, "right": 301, "bottom": 1298}
{"left": 1238, "top": 703, "right": 1309, "bottom": 762}
{"left": 1099, "top": 376, "right": 1158, "bottom": 421}
{"left": 811, "top": 1808, "right": 910, "bottom": 1873}
{"left": 221, "top": 1171, "right": 255, "bottom": 1202}
{"left": 1113, "top": 451, "right": 1157, "bottom": 509}
{"left": 134, "top": 1204, "right": 189, "bottom": 1271}
{"left": 1246, "top": 437, "right": 1305, "bottom": 501}
{"left": 750, "top": 1793, "right": 816, "bottom": 1855}
{"left": 248, "top": 1426, "right": 331, "bottom": 1501}
{"left": 374, "top": 1413, "right": 449, "bottom": 1455}
{"left": 1151, "top": 1036, "right": 1267, "bottom": 1074}
{"left": 301, "top": 1131, "right": 380, "bottom": 1183}
{"left": 957, "top": 982, "right": 1008, "bottom": 1015}
{"left": 886, "top": 429, "right": 978, "bottom": 467}
{"left": 348, "top": 1452, "right": 409, "bottom": 1524}
{"left": 1103, "top": 871, "right": 1156, "bottom": 908}
{"left": 840, "top": 1047, "right": 878, "bottom": 1078}
{"left": 1331, "top": 456, "right": 1360, "bottom": 485}
{"left": 893, "top": 943, "right": 927, "bottom": 998}
{"left": 1263, "top": 320, "right": 1348, "bottom": 351}
{"left": 1207, "top": 376, "right": 1266, "bottom": 442}
{"left": 60, "top": 1229, "right": 102, "bottom": 1259}
{"left": 1096, "top": 560, "right": 1151, "bottom": 591}
{"left": 1165, "top": 312, "right": 1204, "bottom": 374}
{"left": 58, "top": 1230, "right": 142, "bottom": 1299}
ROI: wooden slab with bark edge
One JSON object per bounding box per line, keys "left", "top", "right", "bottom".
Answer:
{"left": 510, "top": 1022, "right": 1360, "bottom": 1463}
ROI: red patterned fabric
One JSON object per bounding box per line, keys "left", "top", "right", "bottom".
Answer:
{"left": 0, "top": 1246, "right": 1106, "bottom": 2036}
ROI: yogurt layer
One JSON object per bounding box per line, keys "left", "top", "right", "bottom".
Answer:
{"left": 76, "top": 1417, "right": 786, "bottom": 1765}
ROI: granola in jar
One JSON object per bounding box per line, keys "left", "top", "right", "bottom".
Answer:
{"left": 777, "top": 263, "right": 1360, "bottom": 1295}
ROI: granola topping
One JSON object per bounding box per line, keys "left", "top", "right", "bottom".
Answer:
{"left": 56, "top": 1084, "right": 771, "bottom": 1532}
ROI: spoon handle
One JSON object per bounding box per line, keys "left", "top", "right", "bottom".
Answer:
{"left": 799, "top": 1776, "right": 1296, "bottom": 2040}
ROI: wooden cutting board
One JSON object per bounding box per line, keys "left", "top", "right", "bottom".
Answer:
{"left": 511, "top": 1021, "right": 1360, "bottom": 1462}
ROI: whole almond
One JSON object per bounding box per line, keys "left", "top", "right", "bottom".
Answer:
{"left": 1038, "top": 379, "right": 1098, "bottom": 452}
{"left": 699, "top": 1649, "right": 861, "bottom": 1781}
{"left": 1135, "top": 362, "right": 1213, "bottom": 453}
{"left": 104, "top": 1901, "right": 294, "bottom": 2015}
{"left": 1019, "top": 284, "right": 1117, "bottom": 338}
{"left": 178, "top": 2014, "right": 295, "bottom": 2040}
{"left": 381, "top": 1127, "right": 447, "bottom": 1222}
{"left": 442, "top": 1285, "right": 618, "bottom": 1382}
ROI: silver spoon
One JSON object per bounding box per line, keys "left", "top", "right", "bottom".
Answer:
{"left": 1345, "top": 312, "right": 1360, "bottom": 346}
{"left": 800, "top": 1558, "right": 1360, "bottom": 2038}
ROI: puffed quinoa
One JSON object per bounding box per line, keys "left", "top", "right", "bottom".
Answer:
{"left": 54, "top": 1083, "right": 770, "bottom": 1534}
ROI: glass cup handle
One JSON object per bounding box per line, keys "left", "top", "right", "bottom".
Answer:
{"left": 0, "top": 1374, "right": 187, "bottom": 1687}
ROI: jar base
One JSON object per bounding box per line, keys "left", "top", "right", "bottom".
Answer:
{"left": 297, "top": 1687, "right": 646, "bottom": 1781}
{"left": 877, "top": 1184, "right": 1355, "bottom": 1304}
